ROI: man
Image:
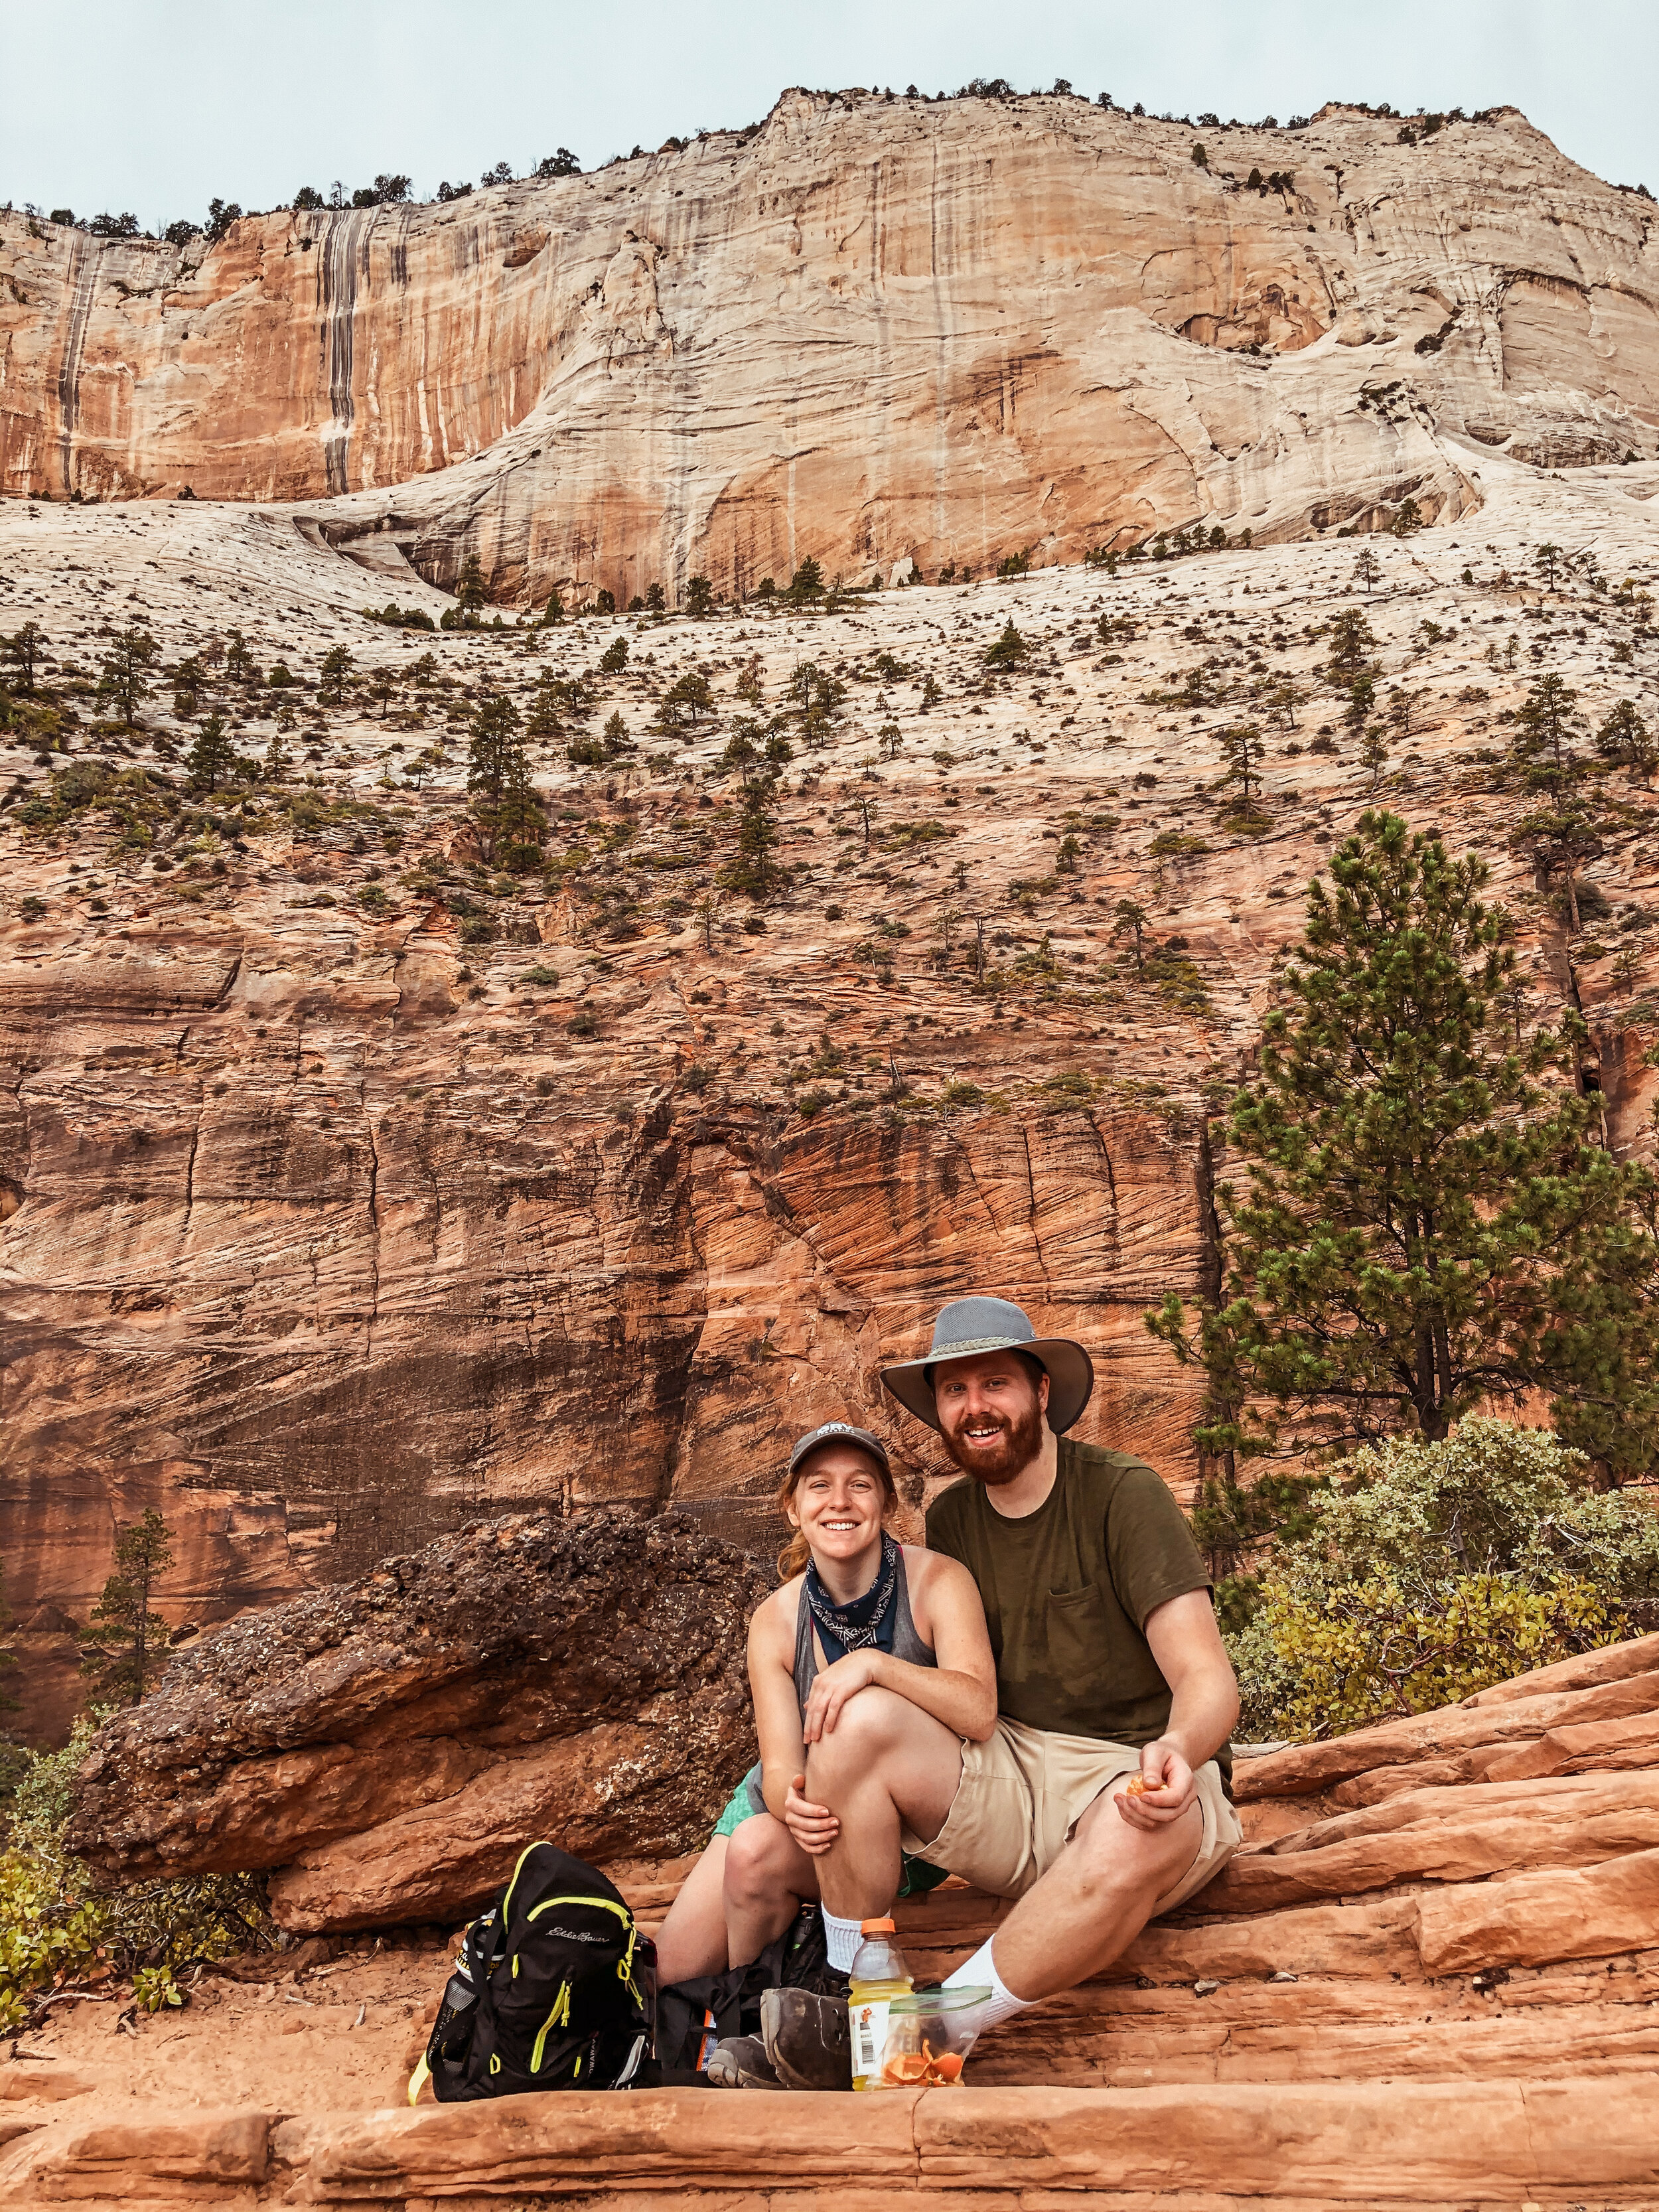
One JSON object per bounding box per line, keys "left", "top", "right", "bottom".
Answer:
{"left": 792, "top": 1294, "right": 1240, "bottom": 2041}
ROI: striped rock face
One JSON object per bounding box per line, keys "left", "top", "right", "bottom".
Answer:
{"left": 4, "top": 454, "right": 1659, "bottom": 1739}
{"left": 1, "top": 94, "right": 1656, "bottom": 603}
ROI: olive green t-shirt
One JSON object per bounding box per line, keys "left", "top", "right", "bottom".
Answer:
{"left": 925, "top": 1436, "right": 1231, "bottom": 1789}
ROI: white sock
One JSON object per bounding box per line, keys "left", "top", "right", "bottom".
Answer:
{"left": 943, "top": 1935, "right": 1033, "bottom": 2033}
{"left": 820, "top": 1907, "right": 863, "bottom": 1974}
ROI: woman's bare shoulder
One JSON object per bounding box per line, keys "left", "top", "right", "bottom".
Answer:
{"left": 750, "top": 1575, "right": 803, "bottom": 1651}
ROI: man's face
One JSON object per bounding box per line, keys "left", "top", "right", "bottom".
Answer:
{"left": 933, "top": 1352, "right": 1048, "bottom": 1485}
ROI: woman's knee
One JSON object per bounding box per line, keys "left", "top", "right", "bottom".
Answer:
{"left": 723, "top": 1812, "right": 795, "bottom": 1899}
{"left": 806, "top": 1684, "right": 915, "bottom": 1790}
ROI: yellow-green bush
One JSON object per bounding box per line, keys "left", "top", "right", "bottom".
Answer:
{"left": 1, "top": 1720, "right": 273, "bottom": 2029}
{"left": 0, "top": 1850, "right": 108, "bottom": 2030}
{"left": 1229, "top": 1419, "right": 1659, "bottom": 1739}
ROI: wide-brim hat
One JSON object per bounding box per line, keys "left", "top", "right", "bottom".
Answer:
{"left": 879, "top": 1296, "right": 1094, "bottom": 1436}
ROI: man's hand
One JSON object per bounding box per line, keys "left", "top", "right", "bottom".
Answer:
{"left": 1114, "top": 1737, "right": 1197, "bottom": 1830}
{"left": 782, "top": 1773, "right": 839, "bottom": 1856}
{"left": 801, "top": 1650, "right": 885, "bottom": 1743}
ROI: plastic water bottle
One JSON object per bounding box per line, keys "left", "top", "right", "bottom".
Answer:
{"left": 847, "top": 1917, "right": 914, "bottom": 2091}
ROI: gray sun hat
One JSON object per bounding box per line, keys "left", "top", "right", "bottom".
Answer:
{"left": 788, "top": 1420, "right": 893, "bottom": 1479}
{"left": 879, "top": 1296, "right": 1094, "bottom": 1436}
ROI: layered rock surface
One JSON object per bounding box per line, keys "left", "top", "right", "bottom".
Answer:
{"left": 66, "top": 1507, "right": 768, "bottom": 1927}
{"left": 4, "top": 459, "right": 1659, "bottom": 1735}
{"left": 12, "top": 1636, "right": 1659, "bottom": 2205}
{"left": 3, "top": 94, "right": 1658, "bottom": 597}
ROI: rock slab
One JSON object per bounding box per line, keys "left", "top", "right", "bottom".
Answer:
{"left": 67, "top": 1507, "right": 768, "bottom": 1929}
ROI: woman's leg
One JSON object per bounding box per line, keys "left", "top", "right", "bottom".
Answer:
{"left": 804, "top": 1688, "right": 964, "bottom": 1923}
{"left": 723, "top": 1812, "right": 820, "bottom": 1968}
{"left": 653, "top": 1835, "right": 733, "bottom": 1984}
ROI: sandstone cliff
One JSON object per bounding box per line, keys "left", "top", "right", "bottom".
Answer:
{"left": 3, "top": 434, "right": 1658, "bottom": 1739}
{"left": 3, "top": 93, "right": 1657, "bottom": 601}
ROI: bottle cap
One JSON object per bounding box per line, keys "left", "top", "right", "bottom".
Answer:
{"left": 859, "top": 1917, "right": 896, "bottom": 1933}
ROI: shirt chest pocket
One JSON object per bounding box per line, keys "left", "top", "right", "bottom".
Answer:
{"left": 1045, "top": 1584, "right": 1111, "bottom": 1688}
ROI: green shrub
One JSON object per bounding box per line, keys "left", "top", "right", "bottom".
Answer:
{"left": 1228, "top": 1420, "right": 1659, "bottom": 1739}
{"left": 0, "top": 1722, "right": 273, "bottom": 2030}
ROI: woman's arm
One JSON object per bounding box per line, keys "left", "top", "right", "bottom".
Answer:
{"left": 800, "top": 1552, "right": 997, "bottom": 1745}
{"left": 746, "top": 1591, "right": 810, "bottom": 1818}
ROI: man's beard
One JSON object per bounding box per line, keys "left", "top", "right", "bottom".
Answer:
{"left": 939, "top": 1399, "right": 1045, "bottom": 1486}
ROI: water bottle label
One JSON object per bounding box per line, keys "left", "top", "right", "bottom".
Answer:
{"left": 851, "top": 1998, "right": 893, "bottom": 2082}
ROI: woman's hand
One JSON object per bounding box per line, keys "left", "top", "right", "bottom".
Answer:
{"left": 782, "top": 1773, "right": 839, "bottom": 1856}
{"left": 801, "top": 1649, "right": 885, "bottom": 1743}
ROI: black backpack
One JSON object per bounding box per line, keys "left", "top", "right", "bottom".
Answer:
{"left": 415, "top": 1843, "right": 655, "bottom": 2101}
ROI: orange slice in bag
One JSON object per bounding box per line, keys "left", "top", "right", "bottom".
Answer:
{"left": 883, "top": 2051, "right": 930, "bottom": 2086}
{"left": 928, "top": 2051, "right": 964, "bottom": 2083}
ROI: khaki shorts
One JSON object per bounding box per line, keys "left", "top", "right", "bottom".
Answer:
{"left": 901, "top": 1716, "right": 1242, "bottom": 1910}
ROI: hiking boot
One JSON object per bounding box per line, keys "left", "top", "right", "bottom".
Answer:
{"left": 787, "top": 1955, "right": 849, "bottom": 2008}
{"left": 705, "top": 2032, "right": 782, "bottom": 2089}
{"left": 760, "top": 1986, "right": 851, "bottom": 2092}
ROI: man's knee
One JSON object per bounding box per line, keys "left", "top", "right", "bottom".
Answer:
{"left": 1071, "top": 1794, "right": 1202, "bottom": 1905}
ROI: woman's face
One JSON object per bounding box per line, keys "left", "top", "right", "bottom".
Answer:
{"left": 787, "top": 1445, "right": 887, "bottom": 1565}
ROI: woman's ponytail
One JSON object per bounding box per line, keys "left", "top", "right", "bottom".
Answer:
{"left": 775, "top": 1526, "right": 814, "bottom": 1581}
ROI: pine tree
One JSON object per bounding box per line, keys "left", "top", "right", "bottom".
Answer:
{"left": 1597, "top": 700, "right": 1656, "bottom": 784}
{"left": 1110, "top": 899, "right": 1149, "bottom": 974}
{"left": 97, "top": 626, "right": 158, "bottom": 726}
{"left": 985, "top": 621, "right": 1029, "bottom": 670}
{"left": 1325, "top": 607, "right": 1377, "bottom": 684}
{"left": 468, "top": 692, "right": 526, "bottom": 798}
{"left": 318, "top": 645, "right": 353, "bottom": 705}
{"left": 2, "top": 621, "right": 45, "bottom": 693}
{"left": 186, "top": 711, "right": 236, "bottom": 790}
{"left": 1147, "top": 812, "right": 1659, "bottom": 1477}
{"left": 456, "top": 555, "right": 488, "bottom": 615}
{"left": 171, "top": 654, "right": 206, "bottom": 719}
{"left": 80, "top": 1509, "right": 174, "bottom": 1704}
{"left": 1216, "top": 723, "right": 1265, "bottom": 809}
{"left": 468, "top": 692, "right": 535, "bottom": 858}
{"left": 1509, "top": 672, "right": 1601, "bottom": 933}
{"left": 263, "top": 727, "right": 292, "bottom": 782}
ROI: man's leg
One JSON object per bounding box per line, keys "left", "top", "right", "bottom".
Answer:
{"left": 802, "top": 1686, "right": 964, "bottom": 1922}
{"left": 980, "top": 1783, "right": 1201, "bottom": 1999}
{"left": 722, "top": 1812, "right": 820, "bottom": 1967}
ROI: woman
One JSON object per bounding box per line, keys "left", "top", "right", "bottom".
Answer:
{"left": 653, "top": 1420, "right": 995, "bottom": 1986}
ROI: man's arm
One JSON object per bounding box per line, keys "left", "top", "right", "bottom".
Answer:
{"left": 1116, "top": 1589, "right": 1240, "bottom": 1832}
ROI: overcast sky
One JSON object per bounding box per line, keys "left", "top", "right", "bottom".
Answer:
{"left": 3, "top": 0, "right": 1653, "bottom": 228}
